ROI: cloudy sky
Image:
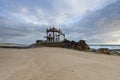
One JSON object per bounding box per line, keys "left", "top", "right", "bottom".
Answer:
{"left": 0, "top": 0, "right": 120, "bottom": 44}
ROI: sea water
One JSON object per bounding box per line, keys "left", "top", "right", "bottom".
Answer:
{"left": 89, "top": 45, "right": 120, "bottom": 49}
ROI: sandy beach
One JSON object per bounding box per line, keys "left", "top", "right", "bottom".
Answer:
{"left": 0, "top": 47, "right": 120, "bottom": 80}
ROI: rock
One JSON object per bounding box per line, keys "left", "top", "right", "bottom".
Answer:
{"left": 62, "top": 39, "right": 71, "bottom": 48}
{"left": 76, "top": 40, "right": 89, "bottom": 51}
{"left": 70, "top": 40, "right": 77, "bottom": 49}
{"left": 62, "top": 39, "right": 89, "bottom": 51}
{"left": 34, "top": 39, "right": 90, "bottom": 51}
{"left": 89, "top": 48, "right": 97, "bottom": 53}
{"left": 98, "top": 48, "right": 111, "bottom": 55}
{"left": 32, "top": 40, "right": 45, "bottom": 47}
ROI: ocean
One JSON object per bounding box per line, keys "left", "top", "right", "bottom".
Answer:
{"left": 89, "top": 45, "right": 120, "bottom": 49}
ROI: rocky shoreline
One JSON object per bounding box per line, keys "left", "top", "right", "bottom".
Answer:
{"left": 90, "top": 48, "right": 120, "bottom": 56}
{"left": 33, "top": 39, "right": 120, "bottom": 56}
{"left": 0, "top": 41, "right": 120, "bottom": 56}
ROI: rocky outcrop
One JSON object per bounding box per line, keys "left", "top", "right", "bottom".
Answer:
{"left": 33, "top": 40, "right": 120, "bottom": 55}
{"left": 33, "top": 39, "right": 90, "bottom": 51}
{"left": 62, "top": 39, "right": 89, "bottom": 51}
{"left": 76, "top": 40, "right": 89, "bottom": 51}
{"left": 97, "top": 48, "right": 111, "bottom": 55}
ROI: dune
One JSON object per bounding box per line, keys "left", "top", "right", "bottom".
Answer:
{"left": 0, "top": 47, "right": 120, "bottom": 80}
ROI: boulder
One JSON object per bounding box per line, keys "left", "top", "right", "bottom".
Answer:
{"left": 76, "top": 40, "right": 89, "bottom": 51}
{"left": 98, "top": 48, "right": 111, "bottom": 55}
{"left": 34, "top": 39, "right": 90, "bottom": 51}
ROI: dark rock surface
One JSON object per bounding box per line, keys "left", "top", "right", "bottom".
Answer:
{"left": 33, "top": 39, "right": 90, "bottom": 51}
{"left": 76, "top": 40, "right": 89, "bottom": 50}
{"left": 97, "top": 48, "right": 111, "bottom": 55}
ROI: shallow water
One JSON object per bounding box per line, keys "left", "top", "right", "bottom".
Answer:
{"left": 89, "top": 45, "right": 120, "bottom": 49}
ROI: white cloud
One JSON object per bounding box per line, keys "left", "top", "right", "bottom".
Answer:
{"left": 0, "top": 0, "right": 119, "bottom": 44}
{"left": 49, "top": 0, "right": 118, "bottom": 25}
{"left": 1, "top": 0, "right": 118, "bottom": 24}
{"left": 5, "top": 0, "right": 117, "bottom": 25}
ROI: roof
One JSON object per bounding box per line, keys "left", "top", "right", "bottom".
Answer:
{"left": 47, "top": 27, "right": 60, "bottom": 32}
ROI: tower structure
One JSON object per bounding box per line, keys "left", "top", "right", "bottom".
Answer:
{"left": 44, "top": 26, "right": 65, "bottom": 43}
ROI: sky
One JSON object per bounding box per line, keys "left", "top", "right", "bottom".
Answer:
{"left": 0, "top": 0, "right": 120, "bottom": 44}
